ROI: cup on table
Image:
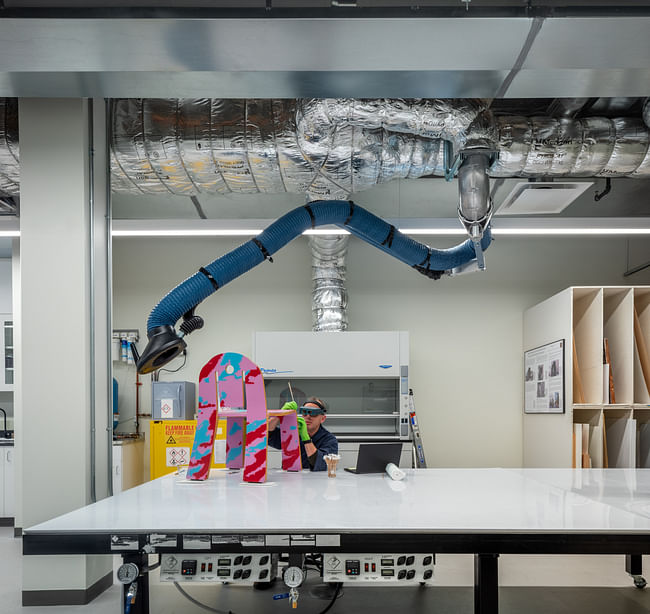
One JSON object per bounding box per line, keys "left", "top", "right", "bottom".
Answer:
{"left": 324, "top": 453, "right": 341, "bottom": 478}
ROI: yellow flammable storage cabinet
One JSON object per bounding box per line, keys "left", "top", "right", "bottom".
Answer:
{"left": 150, "top": 420, "right": 227, "bottom": 479}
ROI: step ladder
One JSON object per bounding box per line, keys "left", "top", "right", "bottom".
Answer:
{"left": 408, "top": 389, "right": 427, "bottom": 468}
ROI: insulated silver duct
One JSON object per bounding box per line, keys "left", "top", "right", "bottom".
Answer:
{"left": 110, "top": 98, "right": 450, "bottom": 201}
{"left": 489, "top": 116, "right": 650, "bottom": 178}
{"left": 0, "top": 99, "right": 19, "bottom": 197}
{"left": 2, "top": 98, "right": 650, "bottom": 200}
{"left": 309, "top": 235, "right": 349, "bottom": 332}
{"left": 643, "top": 99, "right": 650, "bottom": 130}
{"left": 110, "top": 98, "right": 317, "bottom": 196}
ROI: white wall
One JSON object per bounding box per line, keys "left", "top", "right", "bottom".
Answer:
{"left": 113, "top": 233, "right": 650, "bottom": 470}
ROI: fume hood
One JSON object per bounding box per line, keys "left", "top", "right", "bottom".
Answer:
{"left": 253, "top": 331, "right": 411, "bottom": 442}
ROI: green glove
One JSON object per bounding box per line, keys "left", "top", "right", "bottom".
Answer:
{"left": 297, "top": 416, "right": 310, "bottom": 442}
{"left": 281, "top": 401, "right": 297, "bottom": 411}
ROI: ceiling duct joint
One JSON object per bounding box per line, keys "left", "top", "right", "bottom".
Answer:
{"left": 456, "top": 151, "right": 494, "bottom": 270}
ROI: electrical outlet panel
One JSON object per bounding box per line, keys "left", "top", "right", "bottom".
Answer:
{"left": 160, "top": 553, "right": 276, "bottom": 584}
{"left": 322, "top": 553, "right": 434, "bottom": 584}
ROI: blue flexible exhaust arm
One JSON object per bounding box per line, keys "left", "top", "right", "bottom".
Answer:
{"left": 135, "top": 200, "right": 491, "bottom": 373}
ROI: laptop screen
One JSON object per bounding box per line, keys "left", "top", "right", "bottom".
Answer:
{"left": 354, "top": 443, "right": 403, "bottom": 473}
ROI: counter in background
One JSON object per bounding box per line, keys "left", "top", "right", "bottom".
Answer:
{"left": 112, "top": 436, "right": 144, "bottom": 494}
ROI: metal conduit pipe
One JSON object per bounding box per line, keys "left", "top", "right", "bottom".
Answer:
{"left": 309, "top": 235, "right": 349, "bottom": 332}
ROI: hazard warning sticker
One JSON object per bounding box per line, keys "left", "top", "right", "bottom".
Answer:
{"left": 160, "top": 398, "right": 174, "bottom": 418}
{"left": 166, "top": 447, "right": 190, "bottom": 467}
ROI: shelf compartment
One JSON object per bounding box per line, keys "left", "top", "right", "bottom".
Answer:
{"left": 633, "top": 288, "right": 650, "bottom": 404}
{"left": 604, "top": 409, "right": 636, "bottom": 469}
{"left": 573, "top": 408, "right": 604, "bottom": 468}
{"left": 603, "top": 288, "right": 634, "bottom": 404}
{"left": 573, "top": 288, "right": 603, "bottom": 404}
{"left": 635, "top": 409, "right": 650, "bottom": 468}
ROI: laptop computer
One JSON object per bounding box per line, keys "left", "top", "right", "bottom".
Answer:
{"left": 344, "top": 443, "right": 402, "bottom": 474}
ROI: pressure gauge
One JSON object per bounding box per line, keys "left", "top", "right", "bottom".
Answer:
{"left": 283, "top": 566, "right": 304, "bottom": 588}
{"left": 116, "top": 562, "right": 139, "bottom": 585}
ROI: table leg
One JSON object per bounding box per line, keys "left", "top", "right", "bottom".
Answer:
{"left": 474, "top": 553, "right": 499, "bottom": 614}
{"left": 121, "top": 553, "right": 150, "bottom": 614}
{"left": 626, "top": 554, "right": 647, "bottom": 589}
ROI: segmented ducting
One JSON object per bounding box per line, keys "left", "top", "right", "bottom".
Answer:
{"left": 3, "top": 98, "right": 650, "bottom": 200}
{"left": 110, "top": 98, "right": 452, "bottom": 200}
{"left": 111, "top": 98, "right": 319, "bottom": 196}
{"left": 643, "top": 99, "right": 650, "bottom": 130}
{"left": 309, "top": 235, "right": 349, "bottom": 332}
{"left": 147, "top": 199, "right": 492, "bottom": 330}
{"left": 110, "top": 100, "right": 650, "bottom": 199}
{"left": 0, "top": 99, "right": 19, "bottom": 197}
{"left": 490, "top": 116, "right": 650, "bottom": 177}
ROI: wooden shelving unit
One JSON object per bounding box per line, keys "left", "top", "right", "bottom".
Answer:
{"left": 524, "top": 287, "right": 650, "bottom": 468}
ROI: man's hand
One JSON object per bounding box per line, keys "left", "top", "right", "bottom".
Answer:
{"left": 281, "top": 401, "right": 297, "bottom": 411}
{"left": 297, "top": 416, "right": 310, "bottom": 442}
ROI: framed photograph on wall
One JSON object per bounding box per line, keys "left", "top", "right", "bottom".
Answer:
{"left": 524, "top": 339, "right": 565, "bottom": 414}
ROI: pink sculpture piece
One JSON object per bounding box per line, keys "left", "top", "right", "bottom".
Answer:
{"left": 187, "top": 352, "right": 301, "bottom": 483}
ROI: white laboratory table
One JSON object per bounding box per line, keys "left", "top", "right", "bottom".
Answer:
{"left": 23, "top": 468, "right": 650, "bottom": 614}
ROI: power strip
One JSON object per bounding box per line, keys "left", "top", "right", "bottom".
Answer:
{"left": 323, "top": 553, "right": 434, "bottom": 584}
{"left": 160, "top": 553, "right": 276, "bottom": 584}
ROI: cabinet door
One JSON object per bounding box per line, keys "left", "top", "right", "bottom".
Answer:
{"left": 3, "top": 448, "right": 13, "bottom": 517}
{"left": 0, "top": 314, "right": 12, "bottom": 392}
{"left": 112, "top": 445, "right": 123, "bottom": 494}
{"left": 0, "top": 450, "right": 5, "bottom": 517}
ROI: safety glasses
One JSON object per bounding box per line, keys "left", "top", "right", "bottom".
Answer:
{"left": 298, "top": 407, "right": 325, "bottom": 417}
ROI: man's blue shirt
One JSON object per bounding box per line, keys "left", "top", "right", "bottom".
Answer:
{"left": 268, "top": 424, "right": 338, "bottom": 471}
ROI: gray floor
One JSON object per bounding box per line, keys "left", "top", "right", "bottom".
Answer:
{"left": 3, "top": 527, "right": 650, "bottom": 613}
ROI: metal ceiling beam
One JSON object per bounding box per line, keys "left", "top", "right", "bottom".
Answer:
{"left": 0, "top": 16, "right": 648, "bottom": 98}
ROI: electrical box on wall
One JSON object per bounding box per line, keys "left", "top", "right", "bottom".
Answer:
{"left": 152, "top": 381, "right": 196, "bottom": 420}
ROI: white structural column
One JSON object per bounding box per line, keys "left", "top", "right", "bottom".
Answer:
{"left": 17, "top": 99, "right": 112, "bottom": 604}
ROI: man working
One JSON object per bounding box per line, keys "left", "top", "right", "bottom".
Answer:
{"left": 268, "top": 397, "right": 338, "bottom": 471}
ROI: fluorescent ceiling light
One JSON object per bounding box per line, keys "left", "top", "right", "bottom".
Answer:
{"left": 493, "top": 227, "right": 650, "bottom": 236}
{"left": 112, "top": 229, "right": 264, "bottom": 237}
{"left": 3, "top": 219, "right": 650, "bottom": 238}
{"left": 0, "top": 220, "right": 19, "bottom": 237}
{"left": 303, "top": 228, "right": 350, "bottom": 235}
{"left": 110, "top": 218, "right": 650, "bottom": 237}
